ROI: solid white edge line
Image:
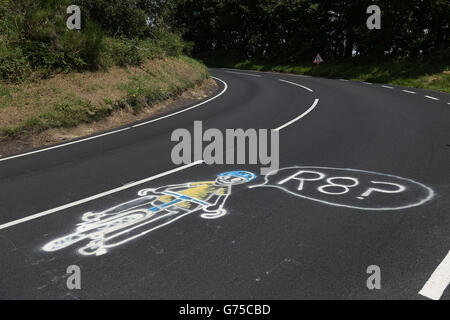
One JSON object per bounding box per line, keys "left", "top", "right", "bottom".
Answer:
{"left": 0, "top": 160, "right": 204, "bottom": 230}
{"left": 419, "top": 250, "right": 450, "bottom": 300}
{"left": 425, "top": 95, "right": 439, "bottom": 101}
{"left": 0, "top": 77, "right": 228, "bottom": 163}
{"left": 0, "top": 127, "right": 131, "bottom": 163}
{"left": 402, "top": 90, "right": 417, "bottom": 94}
{"left": 275, "top": 99, "right": 319, "bottom": 131}
{"left": 224, "top": 71, "right": 262, "bottom": 77}
{"left": 132, "top": 76, "right": 228, "bottom": 128}
{"left": 278, "top": 79, "right": 314, "bottom": 93}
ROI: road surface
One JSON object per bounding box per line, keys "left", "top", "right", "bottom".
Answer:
{"left": 0, "top": 68, "right": 449, "bottom": 299}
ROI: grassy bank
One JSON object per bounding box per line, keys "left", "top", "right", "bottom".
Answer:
{"left": 201, "top": 55, "right": 450, "bottom": 93}
{"left": 0, "top": 55, "right": 208, "bottom": 137}
{"left": 0, "top": 1, "right": 190, "bottom": 83}
{"left": 1, "top": 1, "right": 210, "bottom": 139}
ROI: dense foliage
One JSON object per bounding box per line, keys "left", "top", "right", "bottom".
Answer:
{"left": 1, "top": 0, "right": 448, "bottom": 82}
{"left": 170, "top": 0, "right": 449, "bottom": 62}
{"left": 0, "top": 0, "right": 186, "bottom": 82}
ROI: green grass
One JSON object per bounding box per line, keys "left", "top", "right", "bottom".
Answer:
{"left": 1, "top": 97, "right": 112, "bottom": 136}
{"left": 0, "top": 83, "right": 15, "bottom": 109}
{"left": 0, "top": 56, "right": 209, "bottom": 137}
{"left": 202, "top": 56, "right": 450, "bottom": 93}
{"left": 120, "top": 59, "right": 207, "bottom": 114}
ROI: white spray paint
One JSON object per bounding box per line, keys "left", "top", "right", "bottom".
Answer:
{"left": 250, "top": 166, "right": 434, "bottom": 211}
{"left": 42, "top": 171, "right": 256, "bottom": 256}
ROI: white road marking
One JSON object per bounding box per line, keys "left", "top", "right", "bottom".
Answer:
{"left": 275, "top": 99, "right": 319, "bottom": 131}
{"left": 419, "top": 250, "right": 450, "bottom": 300}
{"left": 221, "top": 68, "right": 312, "bottom": 78}
{"left": 0, "top": 160, "right": 204, "bottom": 230}
{"left": 402, "top": 90, "right": 417, "bottom": 94}
{"left": 132, "top": 76, "right": 228, "bottom": 127}
{"left": 382, "top": 85, "right": 394, "bottom": 89}
{"left": 224, "top": 71, "right": 262, "bottom": 77}
{"left": 250, "top": 166, "right": 433, "bottom": 211}
{"left": 340, "top": 79, "right": 349, "bottom": 82}
{"left": 362, "top": 82, "right": 373, "bottom": 85}
{"left": 0, "top": 77, "right": 228, "bottom": 163}
{"left": 278, "top": 79, "right": 314, "bottom": 93}
{"left": 0, "top": 127, "right": 131, "bottom": 163}
{"left": 425, "top": 95, "right": 439, "bottom": 101}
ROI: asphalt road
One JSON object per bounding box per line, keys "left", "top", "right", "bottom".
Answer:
{"left": 0, "top": 68, "right": 449, "bottom": 300}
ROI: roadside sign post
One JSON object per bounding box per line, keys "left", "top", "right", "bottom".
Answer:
{"left": 313, "top": 53, "right": 324, "bottom": 66}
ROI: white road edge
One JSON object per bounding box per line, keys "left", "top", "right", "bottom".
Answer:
{"left": 0, "top": 75, "right": 322, "bottom": 230}
{"left": 0, "top": 77, "right": 228, "bottom": 163}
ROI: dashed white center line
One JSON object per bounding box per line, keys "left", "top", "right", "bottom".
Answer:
{"left": 425, "top": 95, "right": 439, "bottom": 101}
{"left": 274, "top": 99, "right": 319, "bottom": 131}
{"left": 382, "top": 85, "right": 394, "bottom": 89}
{"left": 278, "top": 79, "right": 314, "bottom": 92}
{"left": 224, "top": 71, "right": 262, "bottom": 77}
{"left": 362, "top": 82, "right": 373, "bottom": 85}
{"left": 402, "top": 90, "right": 417, "bottom": 94}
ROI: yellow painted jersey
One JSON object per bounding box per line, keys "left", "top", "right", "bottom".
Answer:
{"left": 158, "top": 182, "right": 228, "bottom": 210}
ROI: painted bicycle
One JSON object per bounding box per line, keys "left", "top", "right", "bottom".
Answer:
{"left": 42, "top": 171, "right": 256, "bottom": 256}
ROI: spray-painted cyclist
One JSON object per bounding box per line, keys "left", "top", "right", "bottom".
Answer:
{"left": 43, "top": 171, "right": 256, "bottom": 256}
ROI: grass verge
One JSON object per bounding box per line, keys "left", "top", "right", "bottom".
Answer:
{"left": 0, "top": 55, "right": 209, "bottom": 138}
{"left": 201, "top": 56, "right": 450, "bottom": 93}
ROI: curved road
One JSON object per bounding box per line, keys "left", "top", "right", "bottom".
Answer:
{"left": 0, "top": 68, "right": 449, "bottom": 299}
